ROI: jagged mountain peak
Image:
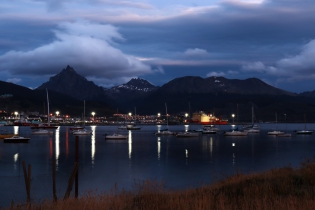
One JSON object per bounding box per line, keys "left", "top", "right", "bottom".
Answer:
{"left": 112, "top": 78, "right": 157, "bottom": 92}
{"left": 36, "top": 66, "right": 112, "bottom": 103}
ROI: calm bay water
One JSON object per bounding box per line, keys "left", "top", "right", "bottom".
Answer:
{"left": 1, "top": 123, "right": 315, "bottom": 207}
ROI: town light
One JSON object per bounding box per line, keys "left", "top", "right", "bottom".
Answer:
{"left": 14, "top": 111, "right": 18, "bottom": 119}
{"left": 232, "top": 114, "right": 235, "bottom": 124}
{"left": 91, "top": 112, "right": 95, "bottom": 122}
{"left": 56, "top": 111, "right": 59, "bottom": 116}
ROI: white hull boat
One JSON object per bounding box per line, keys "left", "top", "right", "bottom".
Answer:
{"left": 32, "top": 129, "right": 54, "bottom": 135}
{"left": 126, "top": 124, "right": 141, "bottom": 130}
{"left": 105, "top": 133, "right": 128, "bottom": 139}
{"left": 72, "top": 129, "right": 92, "bottom": 135}
{"left": 245, "top": 128, "right": 260, "bottom": 133}
{"left": 176, "top": 132, "right": 199, "bottom": 137}
{"left": 267, "top": 130, "right": 284, "bottom": 135}
{"left": 224, "top": 131, "right": 248, "bottom": 136}
{"left": 155, "top": 130, "right": 174, "bottom": 135}
{"left": 295, "top": 130, "right": 313, "bottom": 135}
{"left": 4, "top": 136, "right": 30, "bottom": 143}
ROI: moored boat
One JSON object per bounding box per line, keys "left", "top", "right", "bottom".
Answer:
{"left": 295, "top": 114, "right": 313, "bottom": 135}
{"left": 118, "top": 125, "right": 127, "bottom": 130}
{"left": 126, "top": 124, "right": 141, "bottom": 130}
{"left": 30, "top": 89, "right": 58, "bottom": 130}
{"left": 4, "top": 136, "right": 30, "bottom": 143}
{"left": 105, "top": 133, "right": 128, "bottom": 139}
{"left": 245, "top": 128, "right": 260, "bottom": 133}
{"left": 267, "top": 113, "right": 284, "bottom": 135}
{"left": 32, "top": 129, "right": 54, "bottom": 135}
{"left": 267, "top": 130, "right": 285, "bottom": 135}
{"left": 295, "top": 130, "right": 313, "bottom": 135}
{"left": 72, "top": 129, "right": 92, "bottom": 135}
{"left": 69, "top": 125, "right": 84, "bottom": 130}
{"left": 224, "top": 130, "right": 248, "bottom": 136}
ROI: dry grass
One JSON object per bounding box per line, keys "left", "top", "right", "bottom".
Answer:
{"left": 6, "top": 159, "right": 315, "bottom": 210}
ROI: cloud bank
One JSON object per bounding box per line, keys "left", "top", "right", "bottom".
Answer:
{"left": 241, "top": 39, "right": 315, "bottom": 81}
{"left": 0, "top": 21, "right": 157, "bottom": 84}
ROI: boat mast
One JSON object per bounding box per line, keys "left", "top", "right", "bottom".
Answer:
{"left": 252, "top": 106, "right": 254, "bottom": 126}
{"left": 304, "top": 113, "right": 306, "bottom": 130}
{"left": 46, "top": 89, "right": 50, "bottom": 126}
{"left": 276, "top": 112, "right": 277, "bottom": 130}
{"left": 165, "top": 103, "right": 168, "bottom": 129}
{"left": 83, "top": 100, "right": 85, "bottom": 128}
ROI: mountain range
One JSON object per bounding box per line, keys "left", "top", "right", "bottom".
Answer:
{"left": 1, "top": 65, "right": 315, "bottom": 122}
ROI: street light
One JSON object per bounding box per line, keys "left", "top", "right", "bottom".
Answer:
{"left": 14, "top": 111, "right": 18, "bottom": 119}
{"left": 55, "top": 111, "right": 59, "bottom": 116}
{"left": 128, "top": 112, "right": 132, "bottom": 123}
{"left": 232, "top": 114, "right": 235, "bottom": 124}
{"left": 91, "top": 112, "right": 95, "bottom": 122}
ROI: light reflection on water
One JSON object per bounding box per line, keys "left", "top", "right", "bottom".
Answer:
{"left": 55, "top": 127, "right": 60, "bottom": 168}
{"left": 91, "top": 126, "right": 96, "bottom": 166}
{"left": 128, "top": 130, "right": 132, "bottom": 160}
{"left": 1, "top": 123, "right": 315, "bottom": 207}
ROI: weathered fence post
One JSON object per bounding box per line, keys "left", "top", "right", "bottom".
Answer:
{"left": 52, "top": 158, "right": 57, "bottom": 202}
{"left": 63, "top": 163, "right": 78, "bottom": 199}
{"left": 75, "top": 136, "right": 79, "bottom": 198}
{"left": 22, "top": 161, "right": 31, "bottom": 204}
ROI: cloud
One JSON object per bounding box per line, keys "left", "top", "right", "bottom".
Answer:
{"left": 92, "top": 0, "right": 155, "bottom": 9}
{"left": 227, "top": 70, "right": 239, "bottom": 74}
{"left": 241, "top": 61, "right": 266, "bottom": 73}
{"left": 0, "top": 21, "right": 158, "bottom": 85}
{"left": 6, "top": 78, "right": 22, "bottom": 84}
{"left": 276, "top": 39, "right": 315, "bottom": 74}
{"left": 206, "top": 71, "right": 226, "bottom": 77}
{"left": 240, "top": 39, "right": 315, "bottom": 80}
{"left": 184, "top": 48, "right": 210, "bottom": 58}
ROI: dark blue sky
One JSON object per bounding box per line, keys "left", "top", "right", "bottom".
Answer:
{"left": 1, "top": 0, "right": 315, "bottom": 93}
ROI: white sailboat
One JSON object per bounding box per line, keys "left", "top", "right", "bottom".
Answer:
{"left": 31, "top": 89, "right": 58, "bottom": 129}
{"left": 73, "top": 100, "right": 92, "bottom": 135}
{"left": 294, "top": 114, "right": 313, "bottom": 135}
{"left": 278, "top": 114, "right": 291, "bottom": 137}
{"left": 267, "top": 113, "right": 284, "bottom": 135}
{"left": 243, "top": 106, "right": 260, "bottom": 133}
{"left": 155, "top": 103, "right": 174, "bottom": 135}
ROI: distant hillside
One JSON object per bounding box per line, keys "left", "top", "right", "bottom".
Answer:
{"left": 0, "top": 80, "right": 115, "bottom": 117}
{"left": 159, "top": 76, "right": 295, "bottom": 95}
{"left": 300, "top": 90, "right": 315, "bottom": 97}
{"left": 5, "top": 69, "right": 315, "bottom": 122}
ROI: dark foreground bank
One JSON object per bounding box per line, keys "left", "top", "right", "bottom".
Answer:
{"left": 5, "top": 159, "right": 315, "bottom": 210}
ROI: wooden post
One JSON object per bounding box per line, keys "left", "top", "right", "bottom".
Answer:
{"left": 63, "top": 163, "right": 78, "bottom": 199}
{"left": 75, "top": 136, "right": 79, "bottom": 198}
{"left": 52, "top": 158, "right": 57, "bottom": 202}
{"left": 22, "top": 161, "right": 31, "bottom": 204}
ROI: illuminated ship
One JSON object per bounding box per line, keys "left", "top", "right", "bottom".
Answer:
{"left": 190, "top": 111, "right": 228, "bottom": 125}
